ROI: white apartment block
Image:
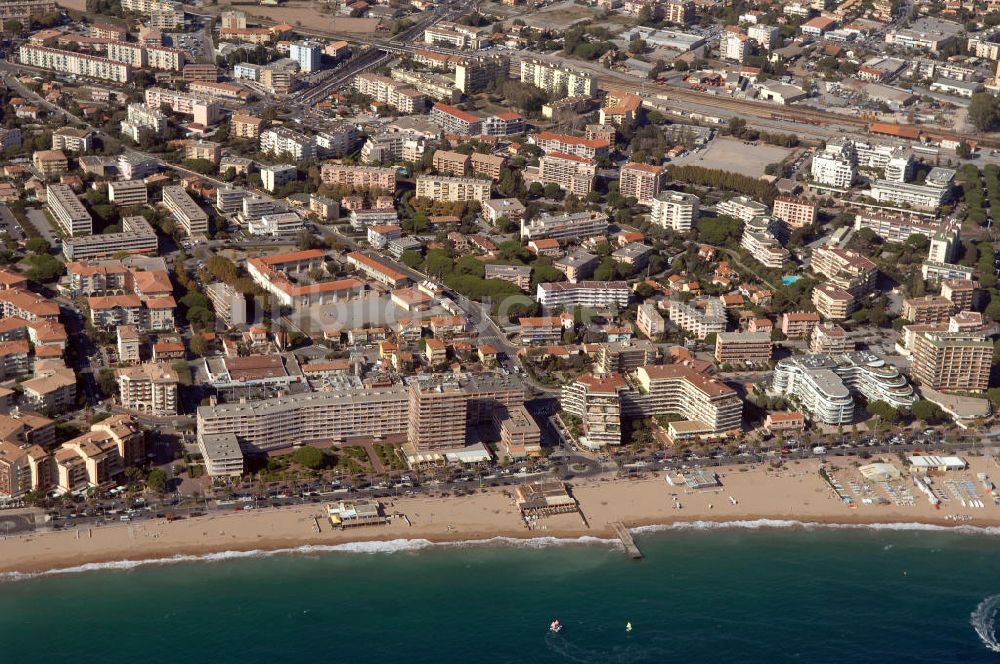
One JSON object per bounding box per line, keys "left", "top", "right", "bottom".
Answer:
{"left": 667, "top": 298, "right": 727, "bottom": 338}
{"left": 721, "top": 33, "right": 751, "bottom": 62}
{"left": 519, "top": 58, "right": 597, "bottom": 97}
{"left": 637, "top": 302, "right": 665, "bottom": 339}
{"left": 748, "top": 24, "right": 779, "bottom": 50}
{"left": 353, "top": 73, "right": 425, "bottom": 113}
{"left": 144, "top": 88, "right": 220, "bottom": 125}
{"left": 19, "top": 45, "right": 131, "bottom": 83}
{"left": 289, "top": 41, "right": 322, "bottom": 73}
{"left": 62, "top": 216, "right": 158, "bottom": 261}
{"left": 108, "top": 180, "right": 148, "bottom": 207}
{"left": 536, "top": 281, "right": 630, "bottom": 309}
{"left": 116, "top": 363, "right": 179, "bottom": 416}
{"left": 145, "top": 45, "right": 184, "bottom": 71}
{"left": 259, "top": 127, "right": 317, "bottom": 161}
{"left": 120, "top": 103, "right": 167, "bottom": 143}
{"left": 520, "top": 211, "right": 609, "bottom": 241}
{"left": 650, "top": 191, "right": 699, "bottom": 231}
{"left": 415, "top": 176, "right": 491, "bottom": 203}
{"left": 162, "top": 185, "right": 209, "bottom": 236}
{"left": 717, "top": 195, "right": 768, "bottom": 222}
{"left": 46, "top": 184, "right": 92, "bottom": 237}
{"left": 811, "top": 141, "right": 857, "bottom": 188}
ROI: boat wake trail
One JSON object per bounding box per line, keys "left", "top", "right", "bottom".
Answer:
{"left": 971, "top": 594, "right": 1000, "bottom": 652}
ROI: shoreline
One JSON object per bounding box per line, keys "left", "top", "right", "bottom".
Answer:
{"left": 4, "top": 455, "right": 1000, "bottom": 578}
{"left": 4, "top": 512, "right": 1000, "bottom": 579}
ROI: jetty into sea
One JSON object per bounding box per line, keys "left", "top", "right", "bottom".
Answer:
{"left": 610, "top": 522, "right": 643, "bottom": 560}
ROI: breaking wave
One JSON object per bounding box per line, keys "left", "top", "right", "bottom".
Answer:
{"left": 972, "top": 594, "right": 1000, "bottom": 652}
{"left": 630, "top": 519, "right": 1000, "bottom": 536}
{"left": 0, "top": 535, "right": 619, "bottom": 582}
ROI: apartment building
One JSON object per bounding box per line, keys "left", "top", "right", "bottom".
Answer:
{"left": 811, "top": 141, "right": 857, "bottom": 188}
{"left": 717, "top": 195, "right": 768, "bottom": 222}
{"left": 721, "top": 32, "right": 751, "bottom": 62}
{"left": 289, "top": 40, "right": 322, "bottom": 73}
{"left": 773, "top": 352, "right": 914, "bottom": 424}
{"left": 650, "top": 191, "right": 699, "bottom": 231}
{"left": 52, "top": 127, "right": 94, "bottom": 154}
{"left": 108, "top": 180, "right": 148, "bottom": 207}
{"left": 536, "top": 281, "right": 630, "bottom": 309}
{"left": 532, "top": 133, "right": 609, "bottom": 161}
{"left": 120, "top": 102, "right": 167, "bottom": 142}
{"left": 636, "top": 302, "right": 666, "bottom": 339}
{"left": 910, "top": 331, "right": 992, "bottom": 392}
{"left": 415, "top": 175, "right": 491, "bottom": 202}
{"left": 520, "top": 210, "right": 608, "bottom": 241}
{"left": 259, "top": 127, "right": 316, "bottom": 161}
{"left": 182, "top": 63, "right": 218, "bottom": 81}
{"left": 537, "top": 153, "right": 596, "bottom": 196}
{"left": 433, "top": 149, "right": 471, "bottom": 176}
{"left": 619, "top": 162, "right": 665, "bottom": 205}
{"left": 772, "top": 196, "right": 817, "bottom": 229}
{"left": 62, "top": 216, "right": 158, "bottom": 261}
{"left": 941, "top": 278, "right": 976, "bottom": 312}
{"left": 23, "top": 362, "right": 77, "bottom": 414}
{"left": 493, "top": 404, "right": 542, "bottom": 459}
{"left": 261, "top": 164, "right": 297, "bottom": 193}
{"left": 781, "top": 311, "right": 820, "bottom": 338}
{"left": 144, "top": 87, "right": 220, "bottom": 125}
{"left": 231, "top": 113, "right": 263, "bottom": 139}
{"left": 106, "top": 41, "right": 145, "bottom": 67}
{"left": 519, "top": 58, "right": 597, "bottom": 97}
{"left": 518, "top": 315, "right": 569, "bottom": 345}
{"left": 424, "top": 21, "right": 485, "bottom": 49}
{"left": 46, "top": 183, "right": 92, "bottom": 237}
{"left": 811, "top": 246, "right": 878, "bottom": 296}
{"left": 667, "top": 298, "right": 727, "bottom": 338}
{"left": 162, "top": 185, "right": 209, "bottom": 236}
{"left": 19, "top": 45, "right": 131, "bottom": 83}
{"left": 429, "top": 102, "right": 482, "bottom": 135}
{"left": 748, "top": 23, "right": 779, "bottom": 49}
{"left": 33, "top": 149, "right": 67, "bottom": 178}
{"left": 205, "top": 282, "right": 247, "bottom": 327}
{"left": 561, "top": 372, "right": 627, "bottom": 447}
{"left": 0, "top": 0, "right": 56, "bottom": 21}
{"left": 483, "top": 264, "right": 532, "bottom": 291}
{"left": 353, "top": 72, "right": 425, "bottom": 113}
{"left": 320, "top": 164, "right": 396, "bottom": 192}
{"left": 552, "top": 250, "right": 597, "bottom": 283}
{"left": 116, "top": 362, "right": 179, "bottom": 416}
{"left": 902, "top": 295, "right": 952, "bottom": 324}
{"left": 0, "top": 289, "right": 60, "bottom": 322}
{"left": 853, "top": 211, "right": 941, "bottom": 243}
{"left": 809, "top": 323, "right": 853, "bottom": 354}
{"left": 714, "top": 331, "right": 773, "bottom": 365}
{"left": 868, "top": 177, "right": 953, "bottom": 210}
{"left": 740, "top": 215, "right": 789, "bottom": 269}
{"left": 811, "top": 282, "right": 855, "bottom": 320}
{"left": 116, "top": 324, "right": 140, "bottom": 364}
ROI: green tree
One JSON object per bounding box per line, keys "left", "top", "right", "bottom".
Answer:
{"left": 911, "top": 399, "right": 945, "bottom": 424}
{"left": 146, "top": 469, "right": 168, "bottom": 492}
{"left": 968, "top": 93, "right": 1000, "bottom": 132}
{"left": 292, "top": 445, "right": 325, "bottom": 469}
{"left": 25, "top": 237, "right": 48, "bottom": 254}
{"left": 96, "top": 368, "right": 117, "bottom": 398}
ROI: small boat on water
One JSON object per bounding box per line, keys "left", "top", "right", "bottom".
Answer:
{"left": 550, "top": 620, "right": 562, "bottom": 633}
{"left": 626, "top": 622, "right": 632, "bottom": 633}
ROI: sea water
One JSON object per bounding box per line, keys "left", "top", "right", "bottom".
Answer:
{"left": 4, "top": 523, "right": 1000, "bottom": 663}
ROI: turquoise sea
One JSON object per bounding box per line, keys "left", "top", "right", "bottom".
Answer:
{"left": 4, "top": 522, "right": 1000, "bottom": 663}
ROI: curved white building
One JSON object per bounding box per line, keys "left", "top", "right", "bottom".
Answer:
{"left": 773, "top": 352, "right": 914, "bottom": 424}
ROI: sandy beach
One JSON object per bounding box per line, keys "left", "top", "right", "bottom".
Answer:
{"left": 3, "top": 456, "right": 1000, "bottom": 576}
